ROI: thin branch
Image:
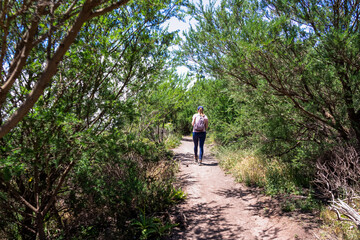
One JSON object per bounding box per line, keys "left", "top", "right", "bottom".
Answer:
{"left": 41, "top": 161, "right": 75, "bottom": 216}
{"left": 0, "top": 5, "right": 45, "bottom": 107}
{"left": 0, "top": 1, "right": 93, "bottom": 138}
{"left": 89, "top": 0, "right": 130, "bottom": 19}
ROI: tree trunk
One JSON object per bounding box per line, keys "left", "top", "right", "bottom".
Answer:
{"left": 36, "top": 213, "right": 46, "bottom": 240}
{"left": 20, "top": 207, "right": 36, "bottom": 240}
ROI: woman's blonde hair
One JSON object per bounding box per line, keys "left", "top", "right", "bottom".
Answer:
{"left": 198, "top": 106, "right": 204, "bottom": 117}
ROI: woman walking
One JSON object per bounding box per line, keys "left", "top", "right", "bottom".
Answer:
{"left": 192, "top": 106, "right": 209, "bottom": 165}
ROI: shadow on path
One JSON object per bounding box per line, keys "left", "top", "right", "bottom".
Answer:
{"left": 169, "top": 202, "right": 246, "bottom": 240}
{"left": 169, "top": 201, "right": 286, "bottom": 240}
{"left": 214, "top": 188, "right": 257, "bottom": 200}
{"left": 174, "top": 152, "right": 219, "bottom": 167}
{"left": 181, "top": 137, "right": 194, "bottom": 142}
{"left": 173, "top": 152, "right": 194, "bottom": 166}
{"left": 168, "top": 138, "right": 320, "bottom": 240}
{"left": 246, "top": 196, "right": 322, "bottom": 234}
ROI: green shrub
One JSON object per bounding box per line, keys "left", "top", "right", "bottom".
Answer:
{"left": 165, "top": 134, "right": 182, "bottom": 149}
{"left": 40, "top": 133, "right": 182, "bottom": 239}
{"left": 131, "top": 208, "right": 178, "bottom": 240}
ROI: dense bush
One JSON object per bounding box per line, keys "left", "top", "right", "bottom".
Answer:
{"left": 61, "top": 132, "right": 180, "bottom": 239}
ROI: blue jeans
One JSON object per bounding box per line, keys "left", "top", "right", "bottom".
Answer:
{"left": 193, "top": 132, "right": 206, "bottom": 160}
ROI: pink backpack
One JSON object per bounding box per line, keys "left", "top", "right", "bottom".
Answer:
{"left": 194, "top": 114, "right": 205, "bottom": 131}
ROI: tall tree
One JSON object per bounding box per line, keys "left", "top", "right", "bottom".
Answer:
{"left": 0, "top": 1, "right": 183, "bottom": 238}
{"left": 182, "top": 0, "right": 360, "bottom": 147}
{"left": 0, "top": 0, "right": 132, "bottom": 138}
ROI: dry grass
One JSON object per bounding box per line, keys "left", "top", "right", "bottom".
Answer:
{"left": 216, "top": 147, "right": 291, "bottom": 191}
{"left": 230, "top": 153, "right": 266, "bottom": 186}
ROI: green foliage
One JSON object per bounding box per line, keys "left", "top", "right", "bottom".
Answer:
{"left": 281, "top": 200, "right": 297, "bottom": 213}
{"left": 175, "top": 7, "right": 360, "bottom": 233}
{"left": 181, "top": 0, "right": 360, "bottom": 154}
{"left": 62, "top": 131, "right": 180, "bottom": 239}
{"left": 165, "top": 133, "right": 182, "bottom": 149}
{"left": 0, "top": 0, "right": 186, "bottom": 239}
{"left": 131, "top": 208, "right": 177, "bottom": 240}
{"left": 134, "top": 70, "right": 191, "bottom": 142}
{"left": 168, "top": 186, "right": 188, "bottom": 204}
{"left": 3, "top": 0, "right": 360, "bottom": 238}
{"left": 280, "top": 193, "right": 321, "bottom": 213}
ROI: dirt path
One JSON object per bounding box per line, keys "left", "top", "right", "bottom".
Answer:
{"left": 169, "top": 136, "right": 320, "bottom": 240}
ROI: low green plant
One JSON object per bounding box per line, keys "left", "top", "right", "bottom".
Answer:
{"left": 131, "top": 209, "right": 177, "bottom": 240}
{"left": 279, "top": 193, "right": 321, "bottom": 213}
{"left": 264, "top": 160, "right": 299, "bottom": 196}
{"left": 165, "top": 134, "right": 182, "bottom": 149}
{"left": 169, "top": 187, "right": 187, "bottom": 203}
{"left": 281, "top": 200, "right": 296, "bottom": 212}
{"left": 297, "top": 195, "right": 320, "bottom": 213}
{"left": 79, "top": 226, "right": 98, "bottom": 239}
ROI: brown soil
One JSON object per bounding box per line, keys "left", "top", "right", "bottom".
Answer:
{"left": 168, "top": 136, "right": 321, "bottom": 240}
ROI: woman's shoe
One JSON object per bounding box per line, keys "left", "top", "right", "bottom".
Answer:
{"left": 195, "top": 156, "right": 198, "bottom": 163}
